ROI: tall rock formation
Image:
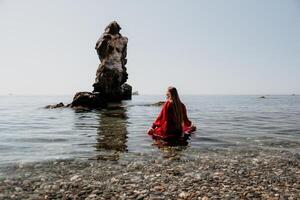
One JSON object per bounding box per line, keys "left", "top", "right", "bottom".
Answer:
{"left": 93, "top": 21, "right": 132, "bottom": 101}
{"left": 67, "top": 21, "right": 132, "bottom": 110}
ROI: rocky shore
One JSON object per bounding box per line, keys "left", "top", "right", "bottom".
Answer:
{"left": 0, "top": 148, "right": 299, "bottom": 200}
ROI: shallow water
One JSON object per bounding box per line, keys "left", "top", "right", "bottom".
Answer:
{"left": 0, "top": 95, "right": 299, "bottom": 166}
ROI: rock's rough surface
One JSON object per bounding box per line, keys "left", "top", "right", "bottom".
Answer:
{"left": 93, "top": 21, "right": 132, "bottom": 101}
{"left": 70, "top": 92, "right": 106, "bottom": 109}
{"left": 68, "top": 21, "right": 132, "bottom": 109}
{"left": 120, "top": 83, "right": 132, "bottom": 100}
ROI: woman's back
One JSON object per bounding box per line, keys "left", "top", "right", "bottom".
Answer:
{"left": 147, "top": 86, "right": 196, "bottom": 140}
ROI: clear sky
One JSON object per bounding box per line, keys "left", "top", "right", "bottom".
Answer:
{"left": 0, "top": 0, "right": 299, "bottom": 95}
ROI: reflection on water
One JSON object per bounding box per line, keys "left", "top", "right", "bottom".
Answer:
{"left": 95, "top": 105, "right": 128, "bottom": 152}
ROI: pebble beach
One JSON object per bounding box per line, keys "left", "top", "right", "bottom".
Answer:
{"left": 1, "top": 147, "right": 299, "bottom": 200}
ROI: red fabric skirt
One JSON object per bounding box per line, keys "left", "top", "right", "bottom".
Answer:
{"left": 148, "top": 125, "right": 196, "bottom": 140}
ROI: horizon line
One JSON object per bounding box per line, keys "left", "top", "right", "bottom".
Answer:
{"left": 0, "top": 93, "right": 298, "bottom": 96}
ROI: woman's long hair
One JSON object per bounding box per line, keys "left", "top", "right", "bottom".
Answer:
{"left": 168, "top": 87, "right": 184, "bottom": 129}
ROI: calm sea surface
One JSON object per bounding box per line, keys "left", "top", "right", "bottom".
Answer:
{"left": 0, "top": 95, "right": 299, "bottom": 167}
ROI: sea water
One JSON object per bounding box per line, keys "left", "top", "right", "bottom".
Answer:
{"left": 0, "top": 95, "right": 299, "bottom": 167}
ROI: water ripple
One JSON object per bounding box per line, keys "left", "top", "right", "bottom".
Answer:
{"left": 0, "top": 95, "right": 299, "bottom": 166}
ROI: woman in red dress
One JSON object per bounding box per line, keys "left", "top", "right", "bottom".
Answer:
{"left": 147, "top": 87, "right": 196, "bottom": 140}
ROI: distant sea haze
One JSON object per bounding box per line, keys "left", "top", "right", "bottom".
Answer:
{"left": 0, "top": 95, "right": 299, "bottom": 167}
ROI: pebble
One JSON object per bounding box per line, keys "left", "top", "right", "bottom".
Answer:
{"left": 88, "top": 194, "right": 97, "bottom": 198}
{"left": 153, "top": 186, "right": 165, "bottom": 192}
{"left": 179, "top": 191, "right": 190, "bottom": 198}
{"left": 14, "top": 187, "right": 23, "bottom": 192}
{"left": 70, "top": 175, "right": 80, "bottom": 181}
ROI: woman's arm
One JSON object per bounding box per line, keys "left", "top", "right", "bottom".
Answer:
{"left": 152, "top": 101, "right": 169, "bottom": 128}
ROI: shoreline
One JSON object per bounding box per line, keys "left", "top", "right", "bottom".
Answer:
{"left": 0, "top": 148, "right": 299, "bottom": 199}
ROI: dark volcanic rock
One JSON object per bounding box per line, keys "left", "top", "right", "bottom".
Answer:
{"left": 93, "top": 21, "right": 132, "bottom": 101}
{"left": 132, "top": 91, "right": 139, "bottom": 95}
{"left": 45, "top": 102, "right": 65, "bottom": 109}
{"left": 121, "top": 83, "right": 132, "bottom": 100}
{"left": 70, "top": 92, "right": 106, "bottom": 109}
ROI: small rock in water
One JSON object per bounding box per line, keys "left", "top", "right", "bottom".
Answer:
{"left": 132, "top": 91, "right": 139, "bottom": 95}
{"left": 45, "top": 102, "right": 64, "bottom": 109}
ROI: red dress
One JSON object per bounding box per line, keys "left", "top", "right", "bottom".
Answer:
{"left": 148, "top": 101, "right": 195, "bottom": 140}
